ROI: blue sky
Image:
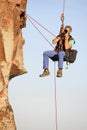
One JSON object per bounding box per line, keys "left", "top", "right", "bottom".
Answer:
{"left": 9, "top": 0, "right": 87, "bottom": 130}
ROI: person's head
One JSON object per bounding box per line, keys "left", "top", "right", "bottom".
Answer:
{"left": 64, "top": 25, "right": 72, "bottom": 34}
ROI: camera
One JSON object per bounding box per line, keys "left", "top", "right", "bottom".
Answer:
{"left": 59, "top": 29, "right": 68, "bottom": 38}
{"left": 64, "top": 29, "right": 68, "bottom": 33}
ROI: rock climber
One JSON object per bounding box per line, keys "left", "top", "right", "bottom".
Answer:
{"left": 39, "top": 25, "right": 75, "bottom": 77}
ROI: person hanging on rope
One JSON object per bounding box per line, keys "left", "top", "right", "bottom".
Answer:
{"left": 39, "top": 25, "right": 75, "bottom": 77}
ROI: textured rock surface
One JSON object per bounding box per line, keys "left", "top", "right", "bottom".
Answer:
{"left": 0, "top": 0, "right": 27, "bottom": 129}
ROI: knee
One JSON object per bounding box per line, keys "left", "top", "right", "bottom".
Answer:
{"left": 59, "top": 52, "right": 62, "bottom": 57}
{"left": 43, "top": 51, "right": 47, "bottom": 56}
{"left": 58, "top": 51, "right": 65, "bottom": 58}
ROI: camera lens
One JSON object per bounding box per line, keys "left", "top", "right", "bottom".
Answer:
{"left": 64, "top": 29, "right": 68, "bottom": 33}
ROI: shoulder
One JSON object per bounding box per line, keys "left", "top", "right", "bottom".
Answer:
{"left": 69, "top": 35, "right": 75, "bottom": 45}
{"left": 69, "top": 35, "right": 75, "bottom": 40}
{"left": 69, "top": 35, "right": 75, "bottom": 43}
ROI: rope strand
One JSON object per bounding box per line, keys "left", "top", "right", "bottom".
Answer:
{"left": 27, "top": 0, "right": 66, "bottom": 128}
{"left": 27, "top": 14, "right": 59, "bottom": 130}
{"left": 63, "top": 0, "right": 66, "bottom": 14}
{"left": 54, "top": 62, "right": 58, "bottom": 130}
{"left": 26, "top": 14, "right": 56, "bottom": 37}
{"left": 26, "top": 15, "right": 55, "bottom": 49}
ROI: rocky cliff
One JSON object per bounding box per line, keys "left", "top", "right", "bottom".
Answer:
{"left": 0, "top": 0, "right": 27, "bottom": 129}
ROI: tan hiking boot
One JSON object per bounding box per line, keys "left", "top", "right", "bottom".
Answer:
{"left": 57, "top": 69, "right": 62, "bottom": 77}
{"left": 39, "top": 69, "right": 50, "bottom": 77}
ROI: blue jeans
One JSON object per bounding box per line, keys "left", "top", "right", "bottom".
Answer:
{"left": 43, "top": 50, "right": 65, "bottom": 69}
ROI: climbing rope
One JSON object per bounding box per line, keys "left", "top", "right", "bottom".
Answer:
{"left": 60, "top": 0, "right": 66, "bottom": 28}
{"left": 26, "top": 1, "right": 66, "bottom": 130}
{"left": 54, "top": 1, "right": 66, "bottom": 130}
{"left": 26, "top": 15, "right": 59, "bottom": 129}
{"left": 26, "top": 15, "right": 55, "bottom": 49}
{"left": 63, "top": 0, "right": 66, "bottom": 14}
{"left": 27, "top": 14, "right": 56, "bottom": 37}
{"left": 54, "top": 62, "right": 58, "bottom": 130}
{"left": 27, "top": 15, "right": 59, "bottom": 130}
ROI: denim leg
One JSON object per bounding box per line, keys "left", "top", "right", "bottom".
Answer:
{"left": 58, "top": 51, "right": 65, "bottom": 69}
{"left": 43, "top": 50, "right": 57, "bottom": 69}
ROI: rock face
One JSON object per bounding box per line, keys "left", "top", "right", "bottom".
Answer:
{"left": 0, "top": 0, "right": 27, "bottom": 129}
